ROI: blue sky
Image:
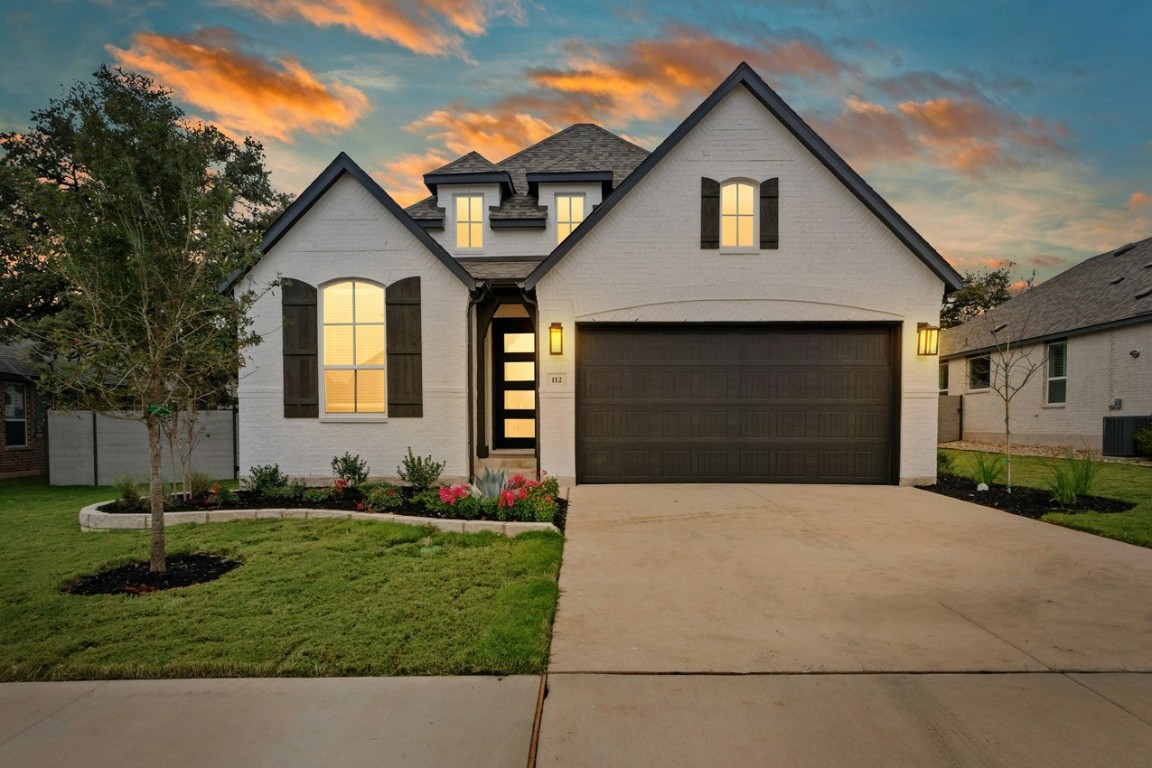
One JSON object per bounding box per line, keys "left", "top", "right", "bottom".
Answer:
{"left": 2, "top": 0, "right": 1149, "bottom": 279}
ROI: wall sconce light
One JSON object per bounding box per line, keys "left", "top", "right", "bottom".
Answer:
{"left": 549, "top": 322, "right": 563, "bottom": 355}
{"left": 916, "top": 323, "right": 940, "bottom": 356}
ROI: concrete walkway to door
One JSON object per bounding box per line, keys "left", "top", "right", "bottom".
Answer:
{"left": 549, "top": 484, "right": 1152, "bottom": 674}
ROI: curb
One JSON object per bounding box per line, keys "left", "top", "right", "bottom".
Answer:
{"left": 78, "top": 502, "right": 560, "bottom": 537}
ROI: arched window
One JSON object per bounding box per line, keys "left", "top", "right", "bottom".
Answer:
{"left": 321, "top": 280, "right": 386, "bottom": 413}
{"left": 720, "top": 180, "right": 755, "bottom": 248}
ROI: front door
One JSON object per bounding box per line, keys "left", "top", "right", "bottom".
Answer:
{"left": 492, "top": 318, "right": 537, "bottom": 449}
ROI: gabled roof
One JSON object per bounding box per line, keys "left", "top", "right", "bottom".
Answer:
{"left": 522, "top": 62, "right": 964, "bottom": 291}
{"left": 406, "top": 123, "right": 649, "bottom": 223}
{"left": 427, "top": 151, "right": 499, "bottom": 175}
{"left": 941, "top": 236, "right": 1152, "bottom": 357}
{"left": 257, "top": 153, "right": 476, "bottom": 289}
{"left": 423, "top": 151, "right": 515, "bottom": 197}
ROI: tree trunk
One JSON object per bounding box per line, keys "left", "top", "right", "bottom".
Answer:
{"left": 147, "top": 415, "right": 167, "bottom": 573}
{"left": 1004, "top": 395, "right": 1013, "bottom": 494}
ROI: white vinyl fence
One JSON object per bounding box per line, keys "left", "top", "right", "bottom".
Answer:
{"left": 48, "top": 409, "right": 237, "bottom": 486}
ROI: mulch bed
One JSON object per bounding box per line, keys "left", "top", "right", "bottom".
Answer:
{"left": 64, "top": 553, "right": 241, "bottom": 596}
{"left": 98, "top": 490, "right": 568, "bottom": 532}
{"left": 917, "top": 473, "right": 1135, "bottom": 519}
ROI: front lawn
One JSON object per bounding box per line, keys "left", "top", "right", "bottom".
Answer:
{"left": 0, "top": 477, "right": 563, "bottom": 681}
{"left": 939, "top": 449, "right": 1152, "bottom": 548}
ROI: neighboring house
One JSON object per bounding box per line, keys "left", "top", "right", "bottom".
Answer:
{"left": 235, "top": 63, "right": 962, "bottom": 486}
{"left": 939, "top": 236, "right": 1152, "bottom": 451}
{"left": 0, "top": 341, "right": 47, "bottom": 479}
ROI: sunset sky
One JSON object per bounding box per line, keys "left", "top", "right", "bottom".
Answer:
{"left": 2, "top": 1, "right": 1149, "bottom": 280}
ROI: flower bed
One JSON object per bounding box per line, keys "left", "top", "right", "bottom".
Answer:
{"left": 98, "top": 474, "right": 567, "bottom": 531}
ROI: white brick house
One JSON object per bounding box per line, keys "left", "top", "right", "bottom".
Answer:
{"left": 236, "top": 64, "right": 963, "bottom": 486}
{"left": 940, "top": 237, "right": 1152, "bottom": 453}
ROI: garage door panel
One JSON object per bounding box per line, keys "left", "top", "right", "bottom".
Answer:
{"left": 576, "top": 325, "right": 896, "bottom": 484}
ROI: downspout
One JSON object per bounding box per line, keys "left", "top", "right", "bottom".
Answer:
{"left": 518, "top": 283, "right": 542, "bottom": 480}
{"left": 466, "top": 283, "right": 490, "bottom": 483}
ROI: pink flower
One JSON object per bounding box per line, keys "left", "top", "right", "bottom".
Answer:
{"left": 498, "top": 489, "right": 517, "bottom": 508}
{"left": 438, "top": 486, "right": 457, "bottom": 505}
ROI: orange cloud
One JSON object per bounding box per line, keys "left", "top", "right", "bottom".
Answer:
{"left": 815, "top": 96, "right": 1066, "bottom": 175}
{"left": 108, "top": 29, "right": 369, "bottom": 143}
{"left": 235, "top": 0, "right": 521, "bottom": 58}
{"left": 527, "top": 25, "right": 851, "bottom": 125}
{"left": 1128, "top": 191, "right": 1152, "bottom": 210}
{"left": 406, "top": 107, "right": 557, "bottom": 161}
{"left": 378, "top": 149, "right": 451, "bottom": 207}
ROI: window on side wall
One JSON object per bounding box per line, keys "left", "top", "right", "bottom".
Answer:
{"left": 939, "top": 362, "right": 949, "bottom": 394}
{"left": 321, "top": 280, "right": 386, "bottom": 414}
{"left": 968, "top": 356, "right": 990, "bottom": 391}
{"left": 1046, "top": 341, "right": 1067, "bottom": 404}
{"left": 720, "top": 180, "right": 755, "bottom": 249}
{"left": 555, "top": 194, "right": 585, "bottom": 244}
{"left": 455, "top": 194, "right": 484, "bottom": 249}
{"left": 3, "top": 381, "right": 28, "bottom": 448}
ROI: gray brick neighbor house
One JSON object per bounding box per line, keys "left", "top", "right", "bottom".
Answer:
{"left": 234, "top": 64, "right": 963, "bottom": 487}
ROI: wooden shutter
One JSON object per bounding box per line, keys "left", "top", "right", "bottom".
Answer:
{"left": 760, "top": 177, "right": 779, "bottom": 249}
{"left": 700, "top": 177, "right": 720, "bottom": 249}
{"left": 386, "top": 277, "right": 423, "bottom": 417}
{"left": 282, "top": 279, "right": 318, "bottom": 418}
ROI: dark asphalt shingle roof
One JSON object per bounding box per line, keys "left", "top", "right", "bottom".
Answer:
{"left": 456, "top": 258, "right": 544, "bottom": 281}
{"left": 0, "top": 340, "right": 35, "bottom": 379}
{"left": 941, "top": 236, "right": 1152, "bottom": 357}
{"left": 406, "top": 123, "right": 649, "bottom": 222}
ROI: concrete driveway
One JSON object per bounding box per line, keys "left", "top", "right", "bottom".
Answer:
{"left": 538, "top": 484, "right": 1152, "bottom": 766}
{"left": 549, "top": 484, "right": 1152, "bottom": 673}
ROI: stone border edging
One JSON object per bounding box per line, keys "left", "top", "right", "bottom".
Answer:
{"left": 78, "top": 501, "right": 559, "bottom": 537}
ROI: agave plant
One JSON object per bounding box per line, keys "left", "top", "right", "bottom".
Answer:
{"left": 474, "top": 467, "right": 508, "bottom": 499}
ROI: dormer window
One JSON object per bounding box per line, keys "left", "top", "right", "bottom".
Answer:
{"left": 556, "top": 194, "right": 585, "bottom": 244}
{"left": 456, "top": 194, "right": 484, "bottom": 249}
{"left": 721, "top": 181, "right": 755, "bottom": 248}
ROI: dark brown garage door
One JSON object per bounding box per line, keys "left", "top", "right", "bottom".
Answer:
{"left": 576, "top": 324, "right": 897, "bottom": 484}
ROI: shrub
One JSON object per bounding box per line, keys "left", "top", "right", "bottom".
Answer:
{"left": 245, "top": 464, "right": 289, "bottom": 495}
{"left": 204, "top": 482, "right": 237, "bottom": 508}
{"left": 113, "top": 475, "right": 146, "bottom": 511}
{"left": 362, "top": 483, "right": 404, "bottom": 513}
{"left": 265, "top": 484, "right": 306, "bottom": 502}
{"left": 936, "top": 451, "right": 955, "bottom": 476}
{"left": 1047, "top": 454, "right": 1099, "bottom": 507}
{"left": 495, "top": 473, "right": 559, "bottom": 523}
{"left": 397, "top": 448, "right": 445, "bottom": 491}
{"left": 331, "top": 453, "right": 369, "bottom": 487}
{"left": 183, "top": 469, "right": 215, "bottom": 499}
{"left": 303, "top": 487, "right": 334, "bottom": 505}
{"left": 971, "top": 452, "right": 1004, "bottom": 487}
{"left": 1135, "top": 427, "right": 1152, "bottom": 457}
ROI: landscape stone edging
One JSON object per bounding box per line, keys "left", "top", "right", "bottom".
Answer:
{"left": 78, "top": 501, "right": 559, "bottom": 537}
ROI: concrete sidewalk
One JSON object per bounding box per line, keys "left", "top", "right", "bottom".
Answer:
{"left": 0, "top": 677, "right": 539, "bottom": 768}
{"left": 537, "top": 672, "right": 1152, "bottom": 767}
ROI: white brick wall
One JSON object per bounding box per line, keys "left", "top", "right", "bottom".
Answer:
{"left": 534, "top": 86, "right": 947, "bottom": 484}
{"left": 945, "top": 322, "right": 1152, "bottom": 450}
{"left": 238, "top": 175, "right": 472, "bottom": 481}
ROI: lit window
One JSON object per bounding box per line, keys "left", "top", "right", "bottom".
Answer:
{"left": 3, "top": 382, "right": 27, "bottom": 448}
{"left": 968, "top": 356, "right": 990, "bottom": 390}
{"left": 721, "top": 181, "right": 755, "bottom": 248}
{"left": 1046, "top": 341, "right": 1067, "bottom": 404}
{"left": 322, "top": 280, "right": 386, "bottom": 414}
{"left": 555, "top": 194, "right": 585, "bottom": 244}
{"left": 455, "top": 195, "right": 484, "bottom": 249}
{"left": 939, "top": 363, "right": 949, "bottom": 394}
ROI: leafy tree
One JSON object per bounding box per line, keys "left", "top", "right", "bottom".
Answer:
{"left": 941, "top": 262, "right": 1035, "bottom": 328}
{"left": 0, "top": 66, "right": 289, "bottom": 571}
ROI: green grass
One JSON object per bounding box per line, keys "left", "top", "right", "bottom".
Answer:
{"left": 0, "top": 477, "right": 563, "bottom": 681}
{"left": 941, "top": 449, "right": 1152, "bottom": 548}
